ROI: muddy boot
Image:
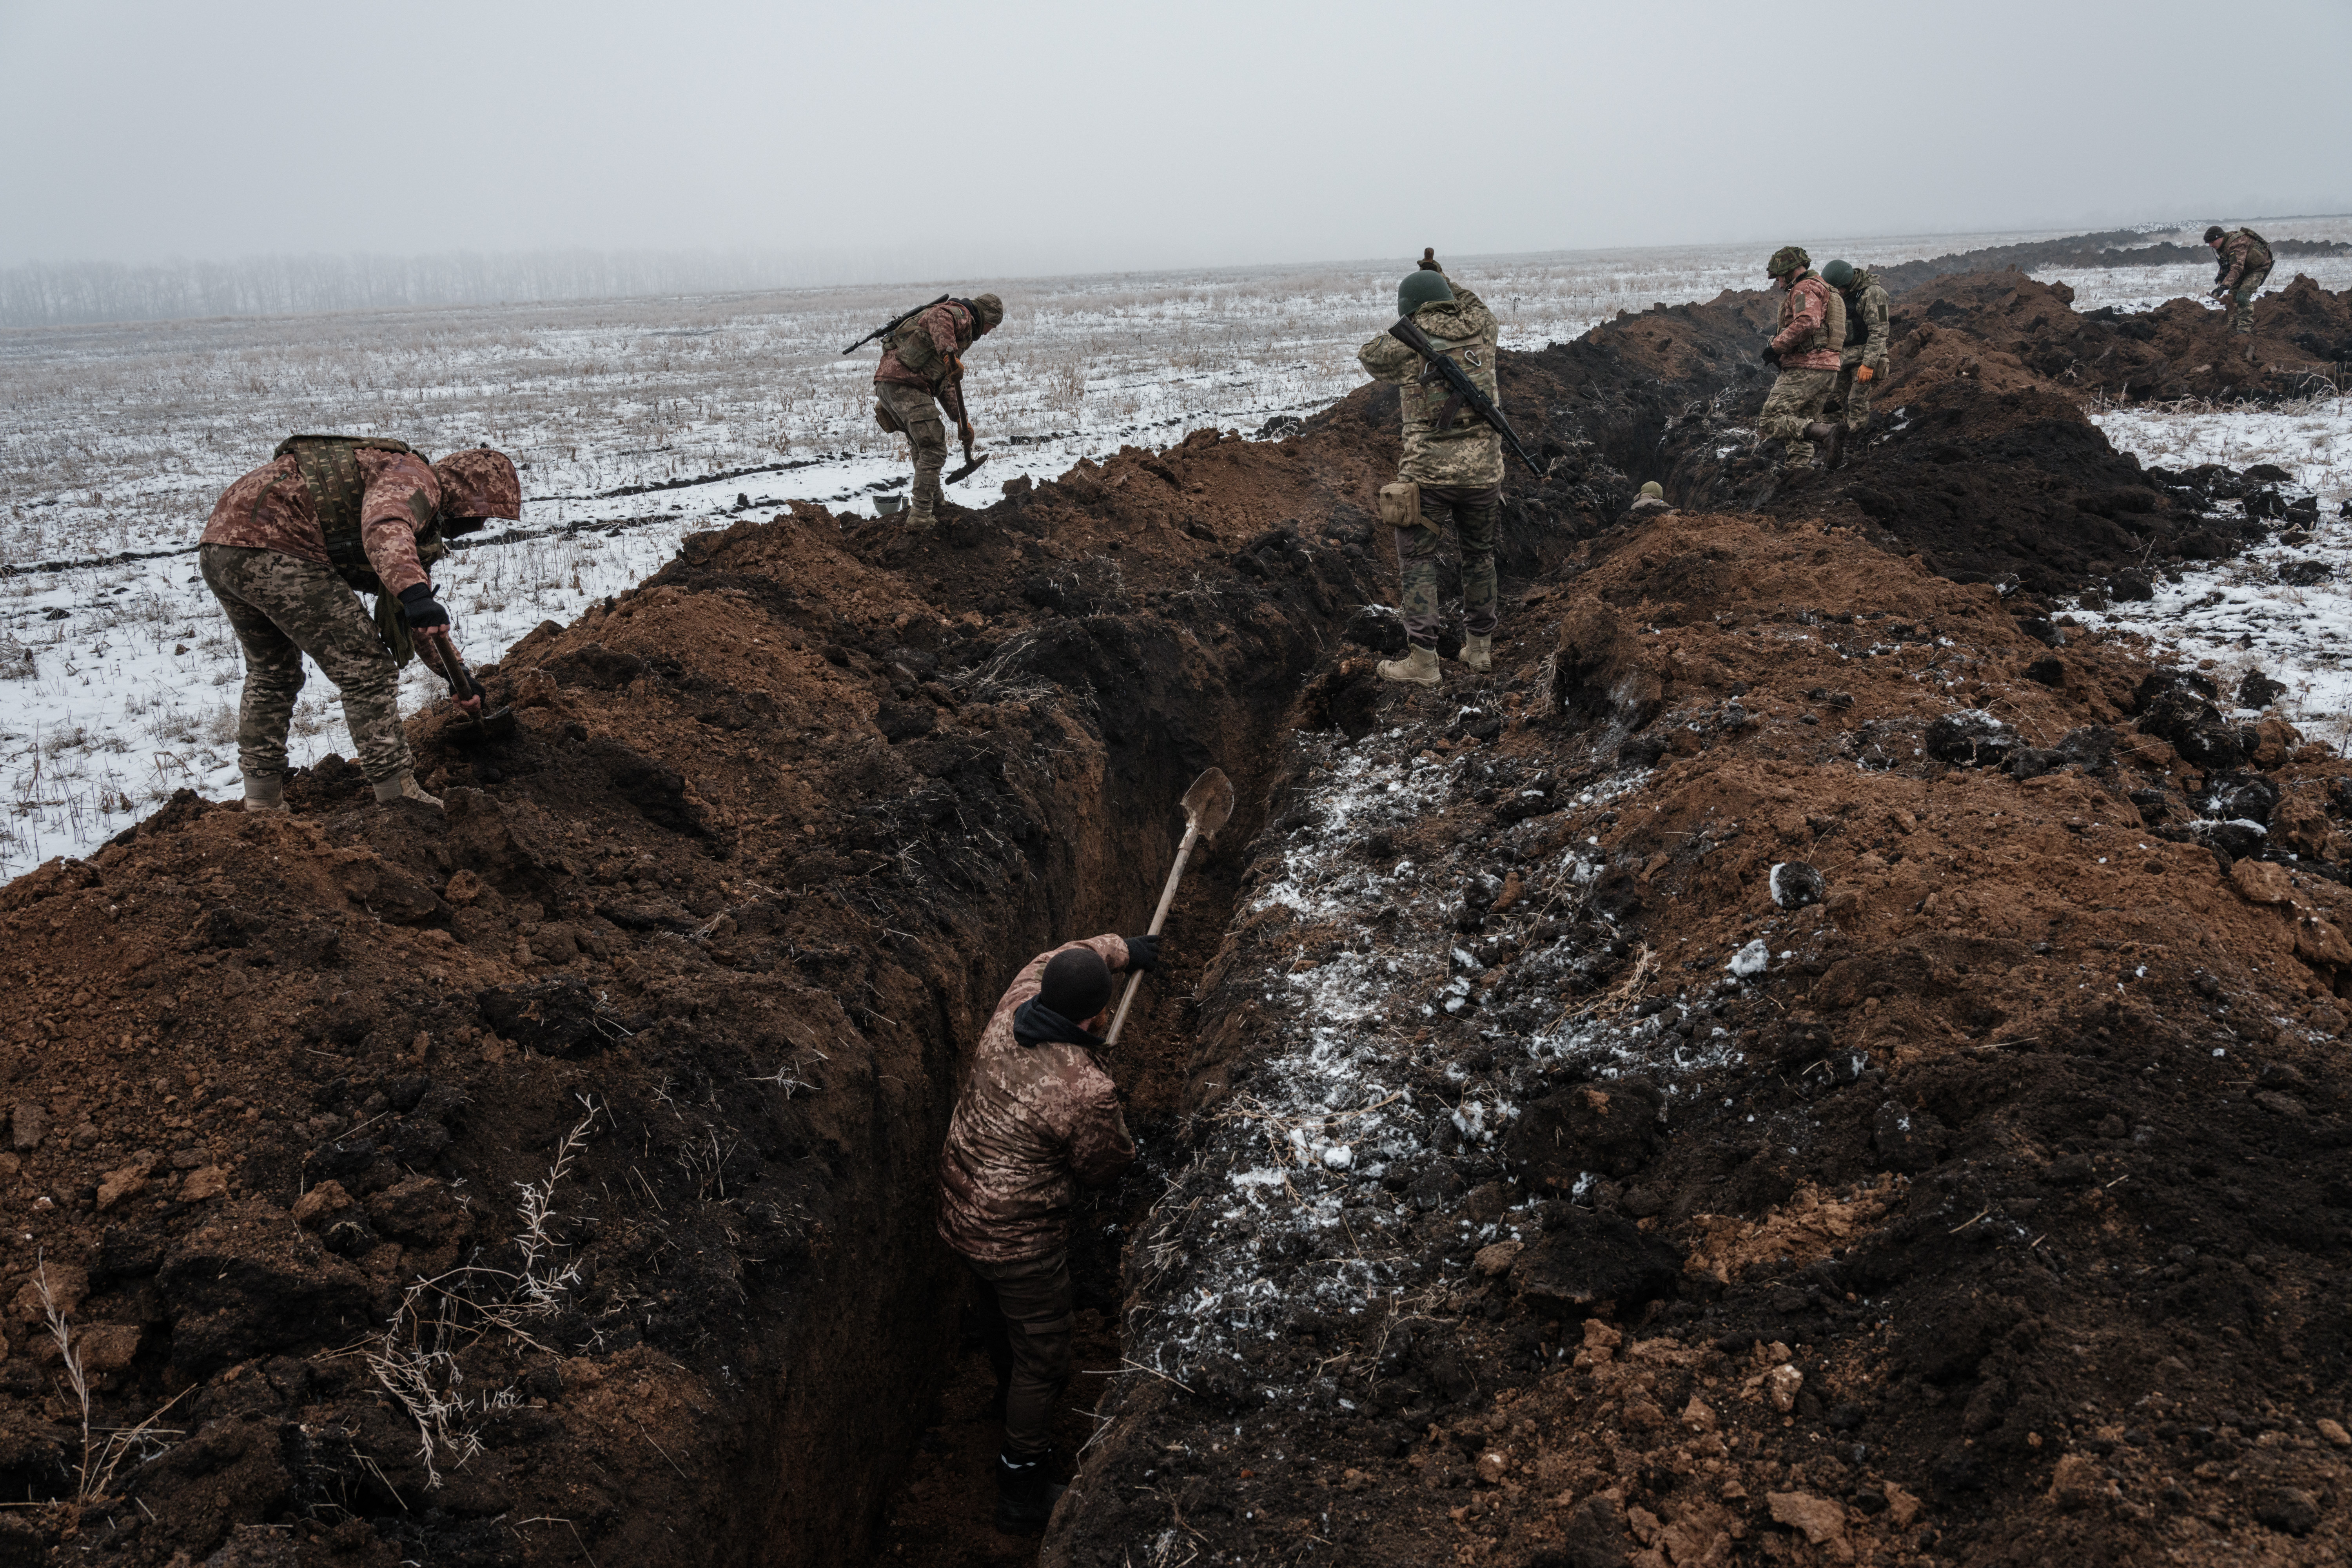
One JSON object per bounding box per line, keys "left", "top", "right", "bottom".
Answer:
{"left": 373, "top": 772, "right": 444, "bottom": 811}
{"left": 907, "top": 502, "right": 938, "bottom": 531}
{"left": 1377, "top": 644, "right": 1440, "bottom": 687}
{"left": 1459, "top": 633, "right": 1493, "bottom": 672}
{"left": 240, "top": 775, "right": 288, "bottom": 815}
{"left": 1804, "top": 421, "right": 1847, "bottom": 472}
{"left": 994, "top": 1452, "right": 1066, "bottom": 1535}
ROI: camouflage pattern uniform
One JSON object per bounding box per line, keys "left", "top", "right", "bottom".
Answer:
{"left": 2214, "top": 228, "right": 2273, "bottom": 336}
{"left": 1358, "top": 288, "right": 1504, "bottom": 648}
{"left": 1760, "top": 274, "right": 1847, "bottom": 468}
{"left": 1828, "top": 269, "right": 1891, "bottom": 432}
{"left": 938, "top": 934, "right": 1137, "bottom": 1459}
{"left": 199, "top": 441, "right": 521, "bottom": 790}
{"left": 875, "top": 297, "right": 991, "bottom": 524}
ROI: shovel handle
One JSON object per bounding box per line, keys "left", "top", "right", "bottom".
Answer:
{"left": 1101, "top": 823, "right": 1201, "bottom": 1051}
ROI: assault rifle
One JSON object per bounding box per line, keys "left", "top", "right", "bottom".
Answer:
{"left": 841, "top": 293, "right": 951, "bottom": 356}
{"left": 1387, "top": 316, "right": 1544, "bottom": 477}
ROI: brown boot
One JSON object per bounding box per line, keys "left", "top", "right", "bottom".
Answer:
{"left": 1377, "top": 645, "right": 1440, "bottom": 687}
{"left": 1804, "top": 421, "right": 1847, "bottom": 472}
{"left": 374, "top": 772, "right": 444, "bottom": 810}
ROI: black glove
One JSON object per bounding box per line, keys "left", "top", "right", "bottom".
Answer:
{"left": 1124, "top": 934, "right": 1163, "bottom": 973}
{"left": 1761, "top": 343, "right": 1782, "bottom": 367}
{"left": 2210, "top": 285, "right": 2229, "bottom": 299}
{"left": 397, "top": 583, "right": 449, "bottom": 629}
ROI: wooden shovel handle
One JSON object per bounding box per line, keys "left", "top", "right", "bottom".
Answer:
{"left": 1101, "top": 823, "right": 1201, "bottom": 1051}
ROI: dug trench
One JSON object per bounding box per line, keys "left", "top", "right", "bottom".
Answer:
{"left": 0, "top": 256, "right": 2342, "bottom": 1568}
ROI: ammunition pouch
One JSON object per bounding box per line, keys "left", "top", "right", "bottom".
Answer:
{"left": 875, "top": 399, "right": 905, "bottom": 435}
{"left": 1377, "top": 481, "right": 1423, "bottom": 530}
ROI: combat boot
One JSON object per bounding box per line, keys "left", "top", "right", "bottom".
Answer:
{"left": 1377, "top": 645, "right": 1440, "bottom": 687}
{"left": 1459, "top": 633, "right": 1494, "bottom": 672}
{"left": 907, "top": 503, "right": 938, "bottom": 531}
{"left": 1803, "top": 421, "right": 1847, "bottom": 472}
{"left": 241, "top": 776, "right": 288, "bottom": 815}
{"left": 374, "top": 772, "right": 444, "bottom": 811}
{"left": 994, "top": 1451, "right": 1067, "bottom": 1535}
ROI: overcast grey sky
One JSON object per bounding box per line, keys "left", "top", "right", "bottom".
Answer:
{"left": 4, "top": 0, "right": 2347, "bottom": 275}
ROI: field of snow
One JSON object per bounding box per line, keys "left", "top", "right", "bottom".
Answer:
{"left": 2034, "top": 218, "right": 2352, "bottom": 314}
{"left": 2, "top": 220, "right": 2347, "bottom": 879}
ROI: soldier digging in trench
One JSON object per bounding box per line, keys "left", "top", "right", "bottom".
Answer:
{"left": 1757, "top": 245, "right": 1848, "bottom": 479}
{"left": 1820, "top": 259, "right": 1890, "bottom": 437}
{"left": 199, "top": 436, "right": 521, "bottom": 813}
{"left": 872, "top": 292, "right": 1004, "bottom": 529}
{"left": 2205, "top": 224, "right": 2274, "bottom": 363}
{"left": 1359, "top": 250, "right": 1505, "bottom": 688}
{"left": 936, "top": 931, "right": 1161, "bottom": 1533}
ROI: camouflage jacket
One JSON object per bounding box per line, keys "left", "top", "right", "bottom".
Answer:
{"left": 937, "top": 935, "right": 1137, "bottom": 1263}
{"left": 1358, "top": 288, "right": 1504, "bottom": 488}
{"left": 1769, "top": 274, "right": 1846, "bottom": 370}
{"left": 200, "top": 446, "right": 438, "bottom": 595}
{"left": 1838, "top": 272, "right": 1890, "bottom": 372}
{"left": 2216, "top": 229, "right": 2273, "bottom": 290}
{"left": 877, "top": 299, "right": 979, "bottom": 392}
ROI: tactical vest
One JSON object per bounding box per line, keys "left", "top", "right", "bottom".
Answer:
{"left": 268, "top": 434, "right": 446, "bottom": 594}
{"left": 886, "top": 302, "right": 971, "bottom": 382}
{"left": 2235, "top": 229, "right": 2274, "bottom": 272}
{"left": 1816, "top": 285, "right": 1847, "bottom": 358}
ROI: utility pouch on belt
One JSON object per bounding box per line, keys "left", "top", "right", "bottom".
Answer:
{"left": 1377, "top": 481, "right": 1422, "bottom": 529}
{"left": 874, "top": 400, "right": 904, "bottom": 435}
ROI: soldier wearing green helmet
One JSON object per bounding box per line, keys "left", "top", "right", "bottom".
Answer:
{"left": 1820, "top": 259, "right": 1890, "bottom": 435}
{"left": 1757, "top": 246, "right": 1848, "bottom": 477}
{"left": 1357, "top": 250, "right": 1505, "bottom": 688}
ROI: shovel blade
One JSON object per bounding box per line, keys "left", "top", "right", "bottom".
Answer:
{"left": 448, "top": 705, "right": 517, "bottom": 746}
{"left": 945, "top": 453, "right": 990, "bottom": 486}
{"left": 1182, "top": 767, "right": 1236, "bottom": 839}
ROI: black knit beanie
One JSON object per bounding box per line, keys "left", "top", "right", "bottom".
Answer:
{"left": 1038, "top": 948, "right": 1114, "bottom": 1022}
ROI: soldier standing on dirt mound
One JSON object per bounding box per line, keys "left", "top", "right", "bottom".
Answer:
{"left": 1757, "top": 246, "right": 1848, "bottom": 477}
{"left": 1358, "top": 250, "right": 1504, "bottom": 688}
{"left": 199, "top": 437, "right": 521, "bottom": 814}
{"left": 2205, "top": 224, "right": 2274, "bottom": 361}
{"left": 1820, "top": 259, "right": 1890, "bottom": 435}
{"left": 872, "top": 292, "right": 1004, "bottom": 529}
{"left": 936, "top": 932, "right": 1160, "bottom": 1533}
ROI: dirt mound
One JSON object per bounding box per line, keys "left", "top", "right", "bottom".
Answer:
{"left": 1869, "top": 228, "right": 2352, "bottom": 296}
{"left": 1054, "top": 510, "right": 2352, "bottom": 1568}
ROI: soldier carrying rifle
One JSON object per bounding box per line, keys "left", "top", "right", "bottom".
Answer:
{"left": 866, "top": 292, "right": 1004, "bottom": 530}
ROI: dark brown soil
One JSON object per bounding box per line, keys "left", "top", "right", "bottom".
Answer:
{"left": 0, "top": 247, "right": 2345, "bottom": 1568}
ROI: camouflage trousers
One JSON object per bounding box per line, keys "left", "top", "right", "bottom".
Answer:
{"left": 1759, "top": 368, "right": 1840, "bottom": 466}
{"left": 1827, "top": 361, "right": 1878, "bottom": 432}
{"left": 965, "top": 1249, "right": 1071, "bottom": 1461}
{"left": 199, "top": 544, "right": 412, "bottom": 786}
{"left": 1396, "top": 484, "right": 1500, "bottom": 648}
{"left": 2227, "top": 267, "right": 2270, "bottom": 335}
{"left": 876, "top": 379, "right": 947, "bottom": 520}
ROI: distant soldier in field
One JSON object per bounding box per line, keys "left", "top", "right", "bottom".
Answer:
{"left": 1820, "top": 259, "right": 1891, "bottom": 434}
{"left": 1758, "top": 246, "right": 1848, "bottom": 477}
{"left": 937, "top": 932, "right": 1159, "bottom": 1533}
{"left": 2205, "top": 225, "right": 2274, "bottom": 359}
{"left": 200, "top": 437, "right": 521, "bottom": 813}
{"left": 873, "top": 293, "right": 1005, "bottom": 528}
{"left": 1358, "top": 250, "right": 1504, "bottom": 687}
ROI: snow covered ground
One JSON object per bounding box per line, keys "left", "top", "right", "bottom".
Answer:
{"left": 3, "top": 221, "right": 2346, "bottom": 879}
{"left": 2085, "top": 396, "right": 2352, "bottom": 749}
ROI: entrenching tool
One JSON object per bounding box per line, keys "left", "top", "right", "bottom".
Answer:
{"left": 942, "top": 372, "right": 988, "bottom": 486}
{"left": 415, "top": 627, "right": 516, "bottom": 745}
{"left": 1102, "top": 767, "right": 1236, "bottom": 1051}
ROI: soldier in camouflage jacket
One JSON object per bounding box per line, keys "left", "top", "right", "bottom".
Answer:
{"left": 937, "top": 932, "right": 1156, "bottom": 1529}
{"left": 1823, "top": 261, "right": 1891, "bottom": 434}
{"left": 874, "top": 293, "right": 1004, "bottom": 528}
{"left": 2205, "top": 226, "right": 2274, "bottom": 349}
{"left": 1758, "top": 247, "right": 1849, "bottom": 474}
{"left": 200, "top": 439, "right": 520, "bottom": 812}
{"left": 1358, "top": 253, "right": 1505, "bottom": 686}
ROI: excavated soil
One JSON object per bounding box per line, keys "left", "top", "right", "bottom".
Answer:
{"left": 0, "top": 246, "right": 2345, "bottom": 1568}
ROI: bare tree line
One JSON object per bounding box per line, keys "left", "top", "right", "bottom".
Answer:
{"left": 0, "top": 248, "right": 953, "bottom": 329}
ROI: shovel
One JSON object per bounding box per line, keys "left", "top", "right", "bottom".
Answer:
{"left": 416, "top": 626, "right": 517, "bottom": 745}
{"left": 1102, "top": 767, "right": 1236, "bottom": 1051}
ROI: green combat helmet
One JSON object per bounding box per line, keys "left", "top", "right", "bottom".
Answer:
{"left": 1399, "top": 248, "right": 1454, "bottom": 315}
{"left": 1638, "top": 480, "right": 1664, "bottom": 499}
{"left": 1822, "top": 259, "right": 1855, "bottom": 289}
{"left": 1767, "top": 245, "right": 1811, "bottom": 278}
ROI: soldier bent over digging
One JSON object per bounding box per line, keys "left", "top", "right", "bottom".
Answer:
{"left": 873, "top": 293, "right": 1004, "bottom": 529}
{"left": 937, "top": 932, "right": 1160, "bottom": 1534}
{"left": 199, "top": 437, "right": 521, "bottom": 813}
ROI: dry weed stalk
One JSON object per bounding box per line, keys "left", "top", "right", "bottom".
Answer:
{"left": 26, "top": 1255, "right": 189, "bottom": 1515}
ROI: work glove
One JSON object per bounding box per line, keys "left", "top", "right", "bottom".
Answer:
{"left": 1855, "top": 365, "right": 1876, "bottom": 383}
{"left": 397, "top": 583, "right": 450, "bottom": 629}
{"left": 2210, "top": 285, "right": 2229, "bottom": 300}
{"left": 1123, "top": 934, "right": 1163, "bottom": 973}
{"left": 958, "top": 418, "right": 976, "bottom": 447}
{"left": 1761, "top": 344, "right": 1782, "bottom": 367}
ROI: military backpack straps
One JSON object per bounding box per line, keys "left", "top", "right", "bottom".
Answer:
{"left": 1842, "top": 285, "right": 1869, "bottom": 347}
{"left": 2239, "top": 228, "right": 2273, "bottom": 271}
{"left": 269, "top": 435, "right": 445, "bottom": 596}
